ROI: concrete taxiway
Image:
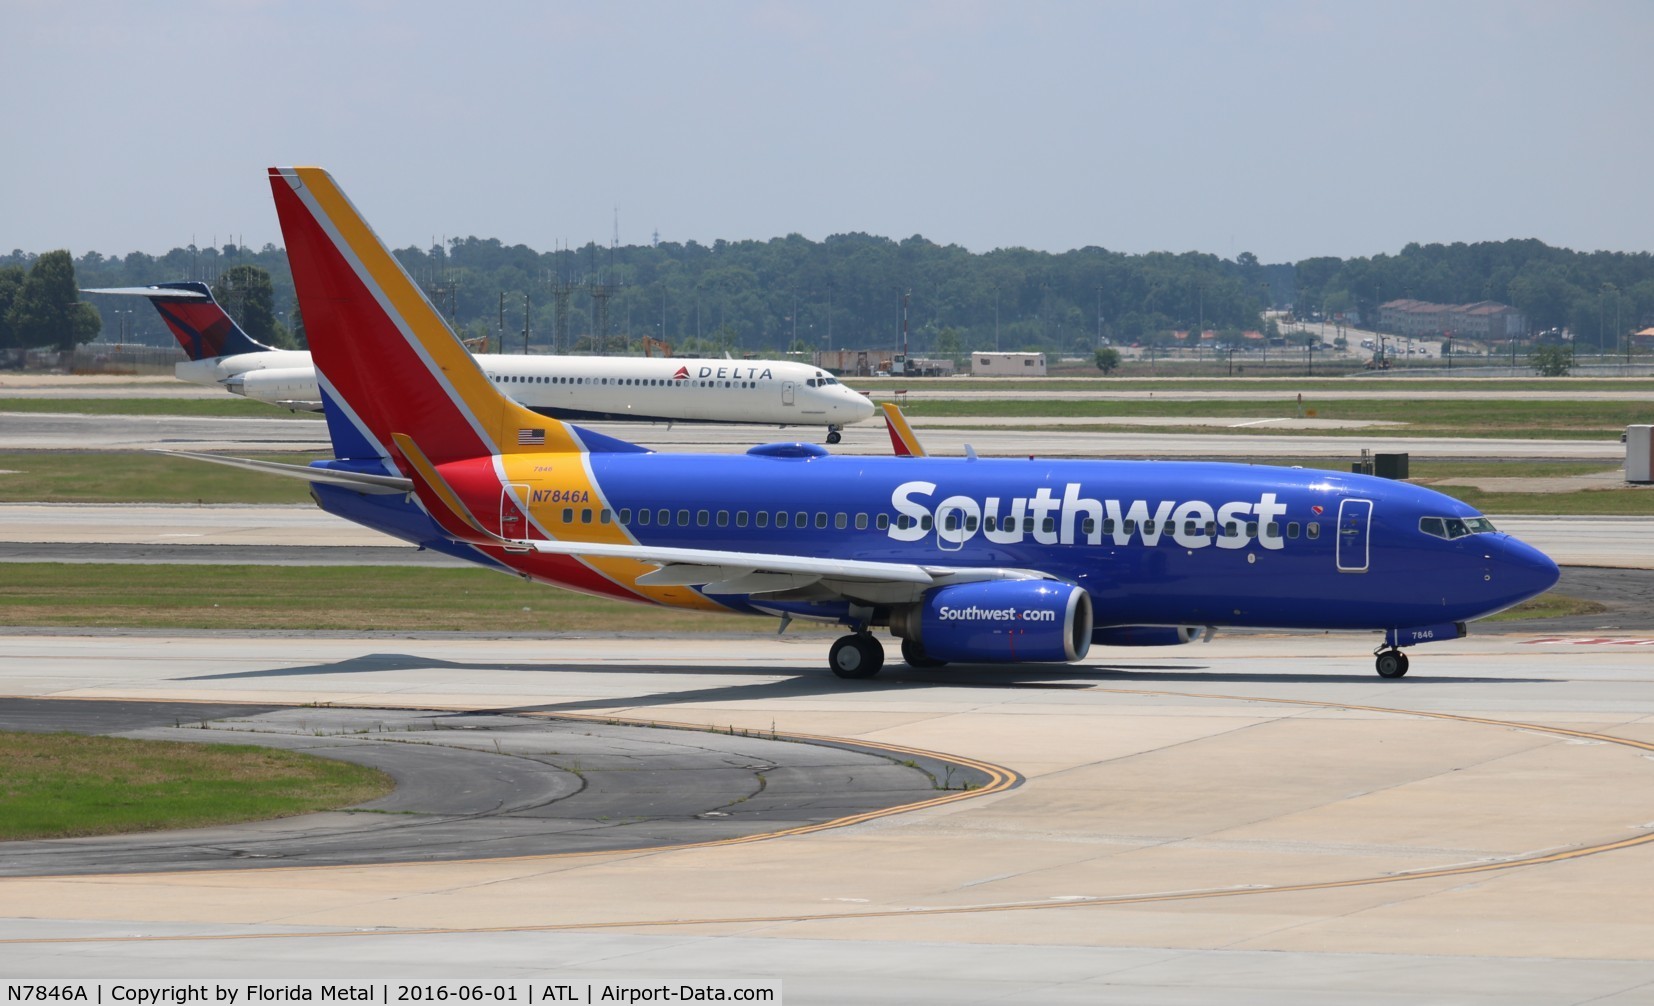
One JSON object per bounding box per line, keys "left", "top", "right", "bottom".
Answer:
{"left": 0, "top": 409, "right": 1631, "bottom": 459}
{"left": 4, "top": 631, "right": 1654, "bottom": 1002}
{"left": 0, "top": 698, "right": 974, "bottom": 876}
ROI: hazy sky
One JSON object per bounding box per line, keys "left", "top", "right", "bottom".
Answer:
{"left": 4, "top": 0, "right": 1648, "bottom": 264}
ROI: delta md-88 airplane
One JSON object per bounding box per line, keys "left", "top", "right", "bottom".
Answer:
{"left": 172, "top": 167, "right": 1559, "bottom": 681}
{"left": 87, "top": 282, "right": 875, "bottom": 442}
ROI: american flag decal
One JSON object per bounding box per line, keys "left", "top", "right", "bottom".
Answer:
{"left": 517, "top": 428, "right": 546, "bottom": 446}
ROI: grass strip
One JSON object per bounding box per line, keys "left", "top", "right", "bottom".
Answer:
{"left": 897, "top": 397, "right": 1653, "bottom": 437}
{"left": 1481, "top": 593, "right": 1610, "bottom": 623}
{"left": 853, "top": 377, "right": 1654, "bottom": 394}
{"left": 0, "top": 451, "right": 324, "bottom": 503}
{"left": 0, "top": 563, "right": 806, "bottom": 633}
{"left": 0, "top": 398, "right": 316, "bottom": 418}
{"left": 0, "top": 731, "right": 393, "bottom": 840}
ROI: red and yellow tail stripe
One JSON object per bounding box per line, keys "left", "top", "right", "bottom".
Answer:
{"left": 270, "top": 167, "right": 722, "bottom": 611}
{"left": 882, "top": 403, "right": 927, "bottom": 457}
{"left": 270, "top": 166, "right": 584, "bottom": 463}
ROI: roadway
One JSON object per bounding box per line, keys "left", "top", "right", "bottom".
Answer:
{"left": 4, "top": 631, "right": 1654, "bottom": 1002}
{"left": 0, "top": 409, "right": 1630, "bottom": 459}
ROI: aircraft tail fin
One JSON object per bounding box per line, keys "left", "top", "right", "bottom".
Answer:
{"left": 268, "top": 166, "right": 633, "bottom": 464}
{"left": 882, "top": 402, "right": 928, "bottom": 457}
{"left": 82, "top": 282, "right": 276, "bottom": 359}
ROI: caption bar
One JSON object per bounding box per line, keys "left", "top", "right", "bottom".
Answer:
{"left": 4, "top": 984, "right": 781, "bottom": 1006}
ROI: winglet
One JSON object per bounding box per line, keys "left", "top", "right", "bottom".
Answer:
{"left": 882, "top": 402, "right": 927, "bottom": 457}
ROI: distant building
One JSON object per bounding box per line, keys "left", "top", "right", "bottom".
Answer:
{"left": 1378, "top": 299, "right": 1526, "bottom": 342}
{"left": 972, "top": 352, "right": 1046, "bottom": 376}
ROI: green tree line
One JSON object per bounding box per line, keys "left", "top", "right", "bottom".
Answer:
{"left": 5, "top": 235, "right": 1651, "bottom": 357}
{"left": 0, "top": 251, "right": 101, "bottom": 353}
{"left": 1295, "top": 239, "right": 1654, "bottom": 351}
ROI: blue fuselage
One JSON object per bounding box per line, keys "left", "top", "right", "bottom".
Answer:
{"left": 313, "top": 446, "right": 1559, "bottom": 636}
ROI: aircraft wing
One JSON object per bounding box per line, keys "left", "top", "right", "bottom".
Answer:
{"left": 517, "top": 535, "right": 1052, "bottom": 602}
{"left": 386, "top": 432, "right": 1053, "bottom": 604}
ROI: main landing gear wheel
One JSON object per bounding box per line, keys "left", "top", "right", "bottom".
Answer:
{"left": 826, "top": 428, "right": 843, "bottom": 445}
{"left": 1375, "top": 648, "right": 1411, "bottom": 678}
{"left": 830, "top": 634, "right": 884, "bottom": 679}
{"left": 901, "top": 638, "right": 948, "bottom": 668}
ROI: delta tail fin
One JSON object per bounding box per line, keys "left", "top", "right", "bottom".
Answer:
{"left": 267, "top": 166, "right": 629, "bottom": 465}
{"left": 82, "top": 282, "right": 276, "bottom": 360}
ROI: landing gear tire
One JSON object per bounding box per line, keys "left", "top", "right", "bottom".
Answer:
{"left": 826, "top": 428, "right": 843, "bottom": 445}
{"left": 1375, "top": 649, "right": 1410, "bottom": 678}
{"left": 901, "top": 638, "right": 947, "bottom": 668}
{"left": 830, "top": 634, "right": 884, "bottom": 679}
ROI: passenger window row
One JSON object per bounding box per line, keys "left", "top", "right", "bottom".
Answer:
{"left": 557, "top": 507, "right": 891, "bottom": 531}
{"left": 548, "top": 506, "right": 1322, "bottom": 542}
{"left": 489, "top": 375, "right": 763, "bottom": 389}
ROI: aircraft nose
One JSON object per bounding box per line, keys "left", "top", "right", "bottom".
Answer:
{"left": 851, "top": 394, "right": 877, "bottom": 421}
{"left": 1495, "top": 535, "right": 1560, "bottom": 604}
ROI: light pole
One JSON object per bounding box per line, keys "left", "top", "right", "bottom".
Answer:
{"left": 993, "top": 289, "right": 1000, "bottom": 352}
{"left": 1095, "top": 285, "right": 1104, "bottom": 350}
{"left": 1600, "top": 283, "right": 1611, "bottom": 359}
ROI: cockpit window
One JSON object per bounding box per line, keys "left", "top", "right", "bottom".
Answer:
{"left": 1419, "top": 515, "right": 1498, "bottom": 540}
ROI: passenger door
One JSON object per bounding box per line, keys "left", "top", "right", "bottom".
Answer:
{"left": 1336, "top": 498, "right": 1372, "bottom": 573}
{"left": 782, "top": 381, "right": 796, "bottom": 407}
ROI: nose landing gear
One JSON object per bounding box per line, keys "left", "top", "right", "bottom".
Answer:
{"left": 825, "top": 425, "right": 843, "bottom": 445}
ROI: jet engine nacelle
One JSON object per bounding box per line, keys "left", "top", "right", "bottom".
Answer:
{"left": 227, "top": 366, "right": 322, "bottom": 406}
{"left": 1091, "top": 626, "right": 1202, "bottom": 646}
{"left": 892, "top": 580, "right": 1092, "bottom": 663}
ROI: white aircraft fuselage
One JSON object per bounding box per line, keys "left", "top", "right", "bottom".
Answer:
{"left": 197, "top": 352, "right": 876, "bottom": 430}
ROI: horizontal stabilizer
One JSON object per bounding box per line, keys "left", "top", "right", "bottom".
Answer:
{"left": 154, "top": 450, "right": 412, "bottom": 494}
{"left": 83, "top": 285, "right": 208, "bottom": 300}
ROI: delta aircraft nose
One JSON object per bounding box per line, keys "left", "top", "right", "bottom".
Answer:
{"left": 848, "top": 393, "right": 877, "bottom": 422}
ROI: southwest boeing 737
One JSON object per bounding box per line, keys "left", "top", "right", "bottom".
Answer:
{"left": 171, "top": 167, "right": 1560, "bottom": 681}
{"left": 88, "top": 282, "right": 874, "bottom": 442}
